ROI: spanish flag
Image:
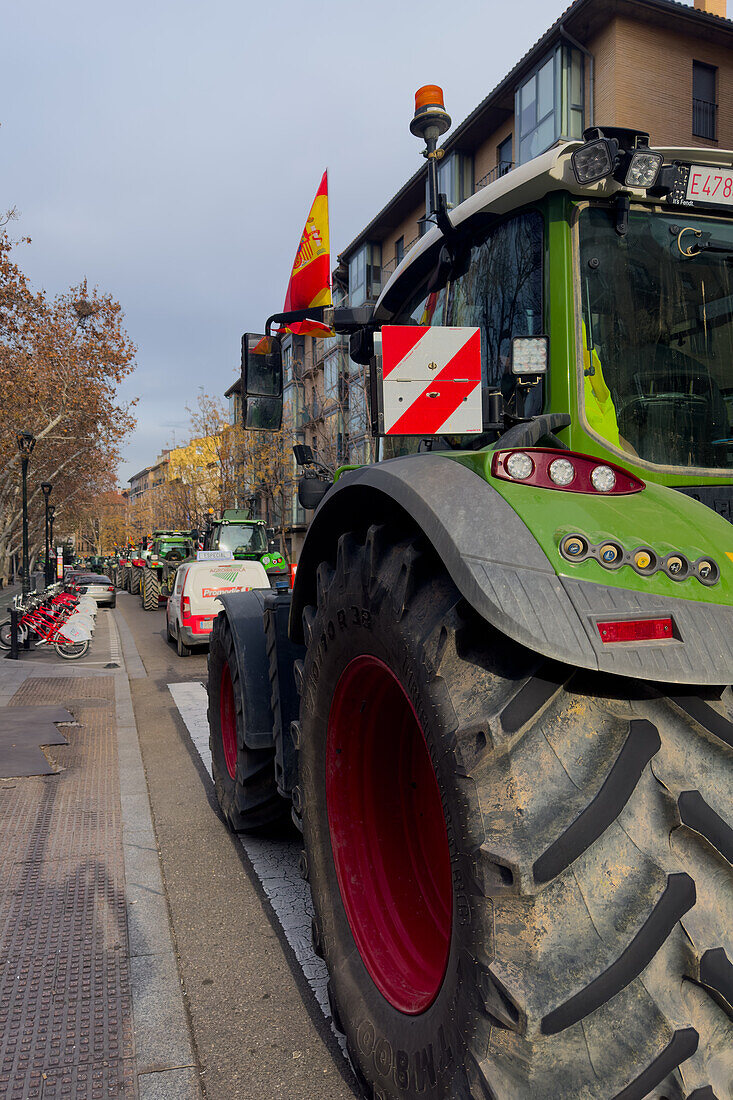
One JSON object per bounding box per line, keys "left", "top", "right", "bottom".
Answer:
{"left": 281, "top": 170, "right": 333, "bottom": 336}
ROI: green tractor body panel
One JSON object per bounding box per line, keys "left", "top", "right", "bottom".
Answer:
{"left": 451, "top": 451, "right": 733, "bottom": 608}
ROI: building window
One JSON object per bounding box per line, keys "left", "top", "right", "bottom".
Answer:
{"left": 323, "top": 350, "right": 340, "bottom": 403}
{"left": 425, "top": 152, "right": 474, "bottom": 210}
{"left": 282, "top": 339, "right": 293, "bottom": 384}
{"left": 516, "top": 46, "right": 584, "bottom": 164}
{"left": 497, "top": 135, "right": 513, "bottom": 176}
{"left": 348, "top": 376, "right": 369, "bottom": 438}
{"left": 395, "top": 236, "right": 404, "bottom": 266}
{"left": 693, "top": 61, "right": 717, "bottom": 140}
{"left": 348, "top": 243, "right": 382, "bottom": 306}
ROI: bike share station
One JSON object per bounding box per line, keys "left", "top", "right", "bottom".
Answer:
{"left": 3, "top": 553, "right": 101, "bottom": 662}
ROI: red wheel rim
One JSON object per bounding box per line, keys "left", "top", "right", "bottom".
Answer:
{"left": 220, "top": 662, "right": 237, "bottom": 780}
{"left": 326, "top": 655, "right": 452, "bottom": 1015}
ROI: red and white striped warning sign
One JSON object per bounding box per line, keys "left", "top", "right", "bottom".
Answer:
{"left": 380, "top": 326, "right": 482, "bottom": 435}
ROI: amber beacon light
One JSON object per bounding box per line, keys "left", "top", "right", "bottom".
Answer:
{"left": 410, "top": 85, "right": 452, "bottom": 219}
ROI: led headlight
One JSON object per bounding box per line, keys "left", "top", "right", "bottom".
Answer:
{"left": 591, "top": 465, "right": 616, "bottom": 492}
{"left": 625, "top": 150, "right": 663, "bottom": 188}
{"left": 571, "top": 139, "right": 614, "bottom": 184}
{"left": 505, "top": 452, "right": 534, "bottom": 480}
{"left": 549, "top": 458, "right": 575, "bottom": 486}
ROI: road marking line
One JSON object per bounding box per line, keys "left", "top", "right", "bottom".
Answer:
{"left": 168, "top": 682, "right": 342, "bottom": 1045}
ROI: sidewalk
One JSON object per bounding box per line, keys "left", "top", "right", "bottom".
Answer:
{"left": 0, "top": 611, "right": 201, "bottom": 1098}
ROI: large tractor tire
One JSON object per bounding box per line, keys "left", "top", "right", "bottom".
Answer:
{"left": 130, "top": 566, "right": 142, "bottom": 595}
{"left": 207, "top": 613, "right": 290, "bottom": 833}
{"left": 122, "top": 569, "right": 131, "bottom": 593}
{"left": 142, "top": 570, "right": 161, "bottom": 611}
{"left": 113, "top": 567, "right": 122, "bottom": 589}
{"left": 296, "top": 525, "right": 732, "bottom": 1100}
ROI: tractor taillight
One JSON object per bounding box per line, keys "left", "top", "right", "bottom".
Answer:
{"left": 492, "top": 449, "right": 645, "bottom": 495}
{"left": 597, "top": 618, "right": 674, "bottom": 643}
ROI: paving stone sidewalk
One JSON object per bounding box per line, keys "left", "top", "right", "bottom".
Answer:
{"left": 0, "top": 616, "right": 201, "bottom": 1099}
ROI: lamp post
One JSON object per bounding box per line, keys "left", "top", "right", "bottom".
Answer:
{"left": 41, "top": 482, "right": 52, "bottom": 586}
{"left": 16, "top": 431, "right": 36, "bottom": 597}
{"left": 48, "top": 505, "right": 56, "bottom": 578}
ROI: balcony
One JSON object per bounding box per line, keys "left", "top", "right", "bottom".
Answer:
{"left": 693, "top": 98, "right": 717, "bottom": 141}
{"left": 476, "top": 162, "right": 514, "bottom": 190}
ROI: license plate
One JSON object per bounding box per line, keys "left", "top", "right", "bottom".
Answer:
{"left": 686, "top": 165, "right": 733, "bottom": 206}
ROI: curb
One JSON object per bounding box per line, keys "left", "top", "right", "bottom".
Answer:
{"left": 110, "top": 612, "right": 203, "bottom": 1100}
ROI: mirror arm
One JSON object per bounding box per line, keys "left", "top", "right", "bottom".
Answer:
{"left": 265, "top": 308, "right": 327, "bottom": 336}
{"left": 264, "top": 305, "right": 374, "bottom": 337}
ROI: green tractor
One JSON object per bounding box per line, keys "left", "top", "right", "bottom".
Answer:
{"left": 203, "top": 509, "right": 289, "bottom": 587}
{"left": 207, "top": 112, "right": 733, "bottom": 1099}
{"left": 140, "top": 530, "right": 196, "bottom": 611}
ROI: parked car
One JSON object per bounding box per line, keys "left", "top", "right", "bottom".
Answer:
{"left": 166, "top": 559, "right": 269, "bottom": 656}
{"left": 70, "top": 573, "right": 116, "bottom": 608}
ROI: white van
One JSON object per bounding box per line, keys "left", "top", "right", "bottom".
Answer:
{"left": 166, "top": 559, "right": 269, "bottom": 656}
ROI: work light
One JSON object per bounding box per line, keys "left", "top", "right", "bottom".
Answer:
{"left": 624, "top": 150, "right": 663, "bottom": 188}
{"left": 512, "top": 336, "right": 548, "bottom": 375}
{"left": 571, "top": 138, "right": 614, "bottom": 184}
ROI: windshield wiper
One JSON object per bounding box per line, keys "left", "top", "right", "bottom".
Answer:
{"left": 677, "top": 227, "right": 733, "bottom": 259}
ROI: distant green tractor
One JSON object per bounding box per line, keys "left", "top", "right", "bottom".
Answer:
{"left": 141, "top": 531, "right": 196, "bottom": 611}
{"left": 203, "top": 509, "right": 289, "bottom": 587}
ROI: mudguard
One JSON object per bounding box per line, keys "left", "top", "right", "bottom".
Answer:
{"left": 216, "top": 591, "right": 274, "bottom": 751}
{"left": 216, "top": 590, "right": 304, "bottom": 792}
{"left": 290, "top": 454, "right": 733, "bottom": 686}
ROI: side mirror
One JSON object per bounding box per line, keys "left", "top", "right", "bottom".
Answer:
{"left": 241, "top": 333, "right": 283, "bottom": 430}
{"left": 298, "top": 474, "right": 331, "bottom": 511}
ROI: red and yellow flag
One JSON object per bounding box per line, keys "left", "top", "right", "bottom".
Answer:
{"left": 281, "top": 170, "right": 333, "bottom": 336}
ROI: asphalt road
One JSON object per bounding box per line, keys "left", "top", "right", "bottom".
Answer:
{"left": 115, "top": 590, "right": 359, "bottom": 1100}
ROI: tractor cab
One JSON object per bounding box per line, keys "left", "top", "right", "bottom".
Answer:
{"left": 371, "top": 128, "right": 733, "bottom": 510}
{"left": 203, "top": 510, "right": 288, "bottom": 586}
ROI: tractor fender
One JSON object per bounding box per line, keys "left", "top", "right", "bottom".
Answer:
{"left": 215, "top": 590, "right": 274, "bottom": 750}
{"left": 216, "top": 590, "right": 304, "bottom": 788}
{"left": 290, "top": 454, "right": 733, "bottom": 685}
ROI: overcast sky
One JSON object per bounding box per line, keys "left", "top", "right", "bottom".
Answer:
{"left": 2, "top": 0, "right": 695, "bottom": 484}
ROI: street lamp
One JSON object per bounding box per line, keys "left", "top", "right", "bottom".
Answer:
{"left": 41, "top": 482, "right": 52, "bottom": 586}
{"left": 48, "top": 504, "right": 56, "bottom": 578}
{"left": 16, "top": 431, "right": 36, "bottom": 597}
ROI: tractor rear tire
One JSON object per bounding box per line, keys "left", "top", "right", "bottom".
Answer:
{"left": 142, "top": 571, "right": 161, "bottom": 611}
{"left": 130, "top": 567, "right": 141, "bottom": 595}
{"left": 207, "top": 613, "right": 290, "bottom": 834}
{"left": 297, "top": 526, "right": 732, "bottom": 1100}
{"left": 114, "top": 567, "right": 122, "bottom": 589}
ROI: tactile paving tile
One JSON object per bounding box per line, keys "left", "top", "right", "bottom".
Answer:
{"left": 0, "top": 677, "right": 138, "bottom": 1098}
{"left": 40, "top": 1058, "right": 136, "bottom": 1098}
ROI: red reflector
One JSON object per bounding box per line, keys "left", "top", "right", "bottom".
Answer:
{"left": 597, "top": 618, "right": 674, "bottom": 643}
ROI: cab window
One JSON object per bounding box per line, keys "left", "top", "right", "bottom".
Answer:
{"left": 386, "top": 211, "right": 544, "bottom": 454}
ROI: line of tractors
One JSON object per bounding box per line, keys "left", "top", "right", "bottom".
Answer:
{"left": 111, "top": 510, "right": 289, "bottom": 609}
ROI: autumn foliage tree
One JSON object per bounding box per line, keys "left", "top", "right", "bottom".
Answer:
{"left": 0, "top": 231, "right": 136, "bottom": 581}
